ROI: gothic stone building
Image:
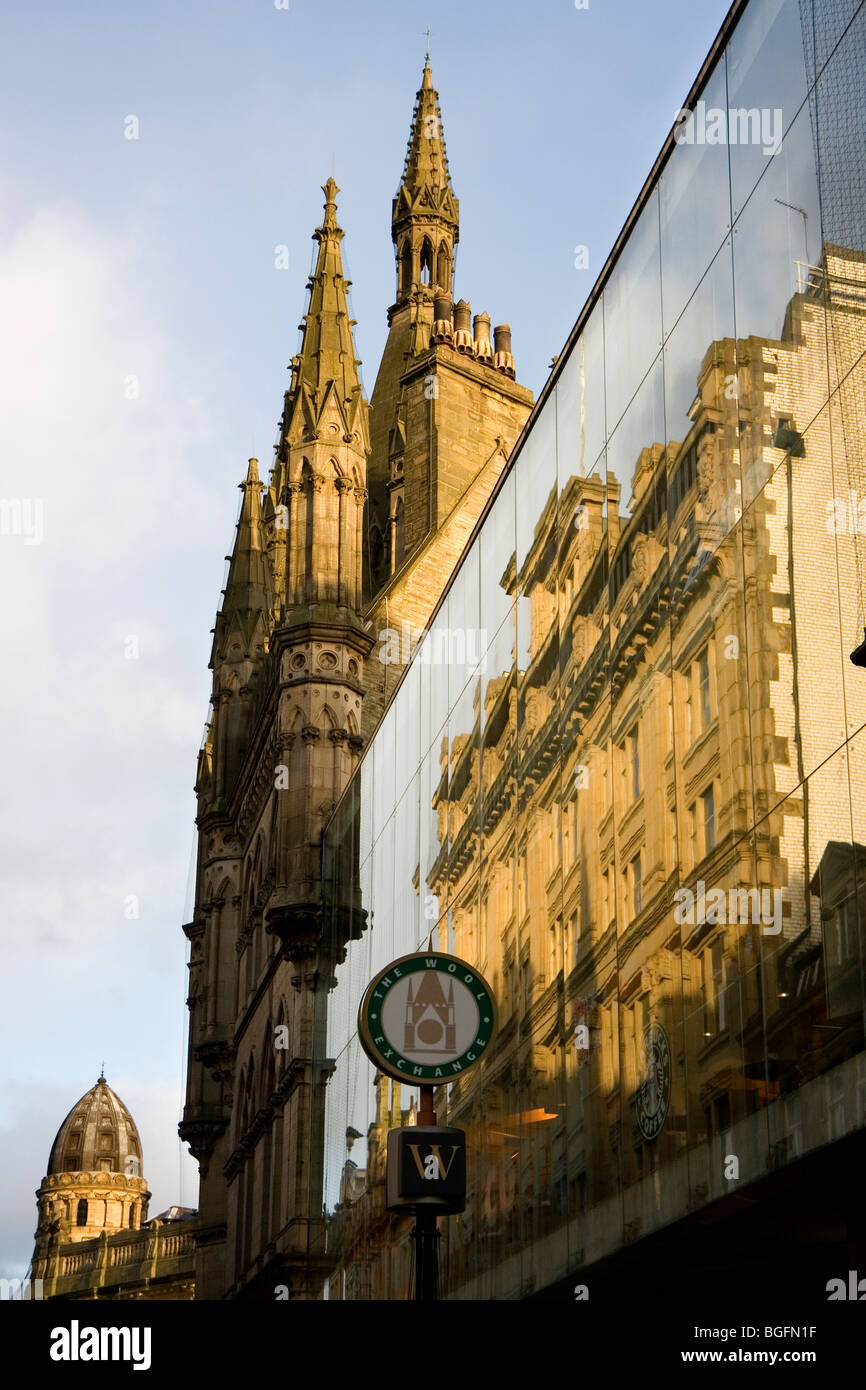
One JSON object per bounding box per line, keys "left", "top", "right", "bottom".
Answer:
{"left": 179, "top": 60, "right": 533, "bottom": 1300}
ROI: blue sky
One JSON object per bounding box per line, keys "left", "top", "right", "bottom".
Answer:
{"left": 0, "top": 0, "right": 732, "bottom": 1278}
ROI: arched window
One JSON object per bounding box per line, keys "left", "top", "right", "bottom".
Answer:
{"left": 400, "top": 242, "right": 413, "bottom": 294}
{"left": 128, "top": 1203, "right": 136, "bottom": 1229}
{"left": 419, "top": 239, "right": 434, "bottom": 286}
{"left": 76, "top": 1198, "right": 88, "bottom": 1227}
{"left": 436, "top": 245, "right": 450, "bottom": 292}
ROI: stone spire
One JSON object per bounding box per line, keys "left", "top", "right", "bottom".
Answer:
{"left": 202, "top": 457, "right": 273, "bottom": 808}
{"left": 219, "top": 458, "right": 272, "bottom": 629}
{"left": 391, "top": 60, "right": 459, "bottom": 303}
{"left": 276, "top": 180, "right": 370, "bottom": 612}
{"left": 284, "top": 179, "right": 367, "bottom": 448}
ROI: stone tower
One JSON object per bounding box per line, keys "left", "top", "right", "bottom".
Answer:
{"left": 32, "top": 1075, "right": 195, "bottom": 1299}
{"left": 180, "top": 61, "right": 533, "bottom": 1301}
{"left": 180, "top": 179, "right": 373, "bottom": 1300}
{"left": 32, "top": 1076, "right": 150, "bottom": 1289}
{"left": 364, "top": 60, "right": 533, "bottom": 727}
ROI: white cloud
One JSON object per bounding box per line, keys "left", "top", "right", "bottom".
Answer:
{"left": 0, "top": 198, "right": 220, "bottom": 1276}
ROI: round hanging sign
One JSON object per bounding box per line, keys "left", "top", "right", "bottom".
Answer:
{"left": 636, "top": 1021, "right": 671, "bottom": 1141}
{"left": 358, "top": 951, "right": 496, "bottom": 1083}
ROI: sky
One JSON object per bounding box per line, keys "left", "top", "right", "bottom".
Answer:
{"left": 0, "top": 0, "right": 733, "bottom": 1279}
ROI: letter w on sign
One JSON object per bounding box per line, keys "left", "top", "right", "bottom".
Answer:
{"left": 407, "top": 1144, "right": 461, "bottom": 1180}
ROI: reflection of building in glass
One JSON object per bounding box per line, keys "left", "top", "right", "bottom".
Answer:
{"left": 320, "top": 0, "right": 866, "bottom": 1301}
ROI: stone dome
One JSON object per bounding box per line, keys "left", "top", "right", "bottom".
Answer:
{"left": 47, "top": 1075, "right": 143, "bottom": 1177}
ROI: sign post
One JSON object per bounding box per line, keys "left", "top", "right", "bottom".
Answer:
{"left": 357, "top": 950, "right": 496, "bottom": 1301}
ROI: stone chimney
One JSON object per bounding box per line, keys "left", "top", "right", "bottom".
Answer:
{"left": 431, "top": 293, "right": 454, "bottom": 345}
{"left": 493, "top": 323, "right": 515, "bottom": 377}
{"left": 453, "top": 298, "right": 474, "bottom": 354}
{"left": 473, "top": 312, "right": 493, "bottom": 364}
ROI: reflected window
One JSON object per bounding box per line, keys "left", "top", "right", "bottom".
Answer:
{"left": 699, "top": 649, "right": 712, "bottom": 728}
{"left": 713, "top": 938, "right": 726, "bottom": 1032}
{"left": 689, "top": 802, "right": 698, "bottom": 868}
{"left": 520, "top": 957, "right": 531, "bottom": 1012}
{"left": 570, "top": 911, "right": 579, "bottom": 968}
{"left": 629, "top": 728, "right": 640, "bottom": 799}
{"left": 702, "top": 784, "right": 716, "bottom": 854}
{"left": 631, "top": 852, "right": 643, "bottom": 916}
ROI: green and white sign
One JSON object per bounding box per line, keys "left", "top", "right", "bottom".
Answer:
{"left": 636, "top": 1021, "right": 671, "bottom": 1141}
{"left": 358, "top": 952, "right": 496, "bottom": 1083}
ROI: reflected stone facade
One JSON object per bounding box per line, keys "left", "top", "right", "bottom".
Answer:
{"left": 321, "top": 0, "right": 866, "bottom": 1300}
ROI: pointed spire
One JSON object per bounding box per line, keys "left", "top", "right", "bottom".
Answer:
{"left": 397, "top": 60, "right": 456, "bottom": 216}
{"left": 391, "top": 61, "right": 459, "bottom": 303}
{"left": 288, "top": 180, "right": 365, "bottom": 433}
{"left": 219, "top": 458, "right": 272, "bottom": 627}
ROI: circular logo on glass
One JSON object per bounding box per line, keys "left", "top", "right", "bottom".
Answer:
{"left": 358, "top": 952, "right": 496, "bottom": 1083}
{"left": 636, "top": 1022, "right": 671, "bottom": 1141}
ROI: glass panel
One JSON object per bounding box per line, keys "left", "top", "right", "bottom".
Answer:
{"left": 679, "top": 839, "right": 771, "bottom": 1195}
{"left": 605, "top": 354, "right": 665, "bottom": 520}
{"left": 317, "top": 0, "right": 866, "bottom": 1303}
{"left": 480, "top": 469, "right": 516, "bottom": 649}
{"left": 419, "top": 735, "right": 448, "bottom": 937}
{"left": 556, "top": 310, "right": 606, "bottom": 482}
{"left": 603, "top": 188, "right": 662, "bottom": 435}
{"left": 371, "top": 705, "right": 396, "bottom": 855}
{"left": 760, "top": 745, "right": 865, "bottom": 1167}
{"left": 392, "top": 653, "right": 421, "bottom": 809}
{"left": 727, "top": 0, "right": 812, "bottom": 221}
{"left": 741, "top": 405, "right": 847, "bottom": 810}
{"left": 392, "top": 772, "right": 421, "bottom": 948}
{"left": 732, "top": 102, "right": 824, "bottom": 353}
{"left": 660, "top": 58, "right": 732, "bottom": 338}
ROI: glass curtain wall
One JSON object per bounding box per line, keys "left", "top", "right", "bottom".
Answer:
{"left": 321, "top": 0, "right": 866, "bottom": 1299}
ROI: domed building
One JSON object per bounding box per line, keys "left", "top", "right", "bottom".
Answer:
{"left": 32, "top": 1074, "right": 195, "bottom": 1300}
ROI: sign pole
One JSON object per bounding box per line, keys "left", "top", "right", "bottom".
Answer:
{"left": 357, "top": 951, "right": 497, "bottom": 1304}
{"left": 413, "top": 1085, "right": 439, "bottom": 1301}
